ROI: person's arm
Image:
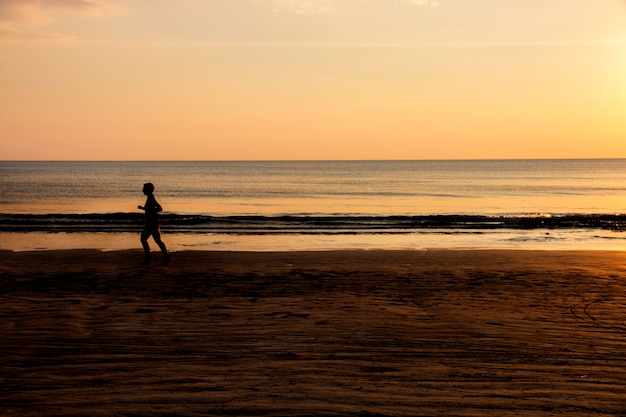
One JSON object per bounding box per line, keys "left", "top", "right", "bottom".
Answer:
{"left": 138, "top": 197, "right": 149, "bottom": 211}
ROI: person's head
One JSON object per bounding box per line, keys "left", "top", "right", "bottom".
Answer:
{"left": 143, "top": 182, "right": 155, "bottom": 195}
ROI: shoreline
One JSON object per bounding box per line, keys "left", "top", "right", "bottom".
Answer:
{"left": 3, "top": 249, "right": 626, "bottom": 416}
{"left": 2, "top": 228, "right": 626, "bottom": 252}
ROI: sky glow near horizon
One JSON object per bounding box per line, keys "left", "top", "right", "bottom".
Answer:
{"left": 1, "top": 0, "right": 625, "bottom": 160}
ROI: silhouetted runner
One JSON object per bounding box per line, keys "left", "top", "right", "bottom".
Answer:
{"left": 138, "top": 182, "right": 171, "bottom": 265}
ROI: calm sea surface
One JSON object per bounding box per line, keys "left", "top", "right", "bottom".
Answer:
{"left": 1, "top": 160, "right": 626, "bottom": 251}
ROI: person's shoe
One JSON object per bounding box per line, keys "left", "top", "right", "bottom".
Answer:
{"left": 162, "top": 254, "right": 171, "bottom": 266}
{"left": 140, "top": 258, "right": 152, "bottom": 265}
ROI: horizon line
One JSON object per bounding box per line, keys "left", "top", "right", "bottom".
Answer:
{"left": 2, "top": 157, "right": 626, "bottom": 163}
{"left": 28, "top": 39, "right": 626, "bottom": 49}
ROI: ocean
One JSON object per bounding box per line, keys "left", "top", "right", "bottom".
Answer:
{"left": 1, "top": 159, "right": 626, "bottom": 251}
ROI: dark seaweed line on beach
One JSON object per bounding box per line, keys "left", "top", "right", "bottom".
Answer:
{"left": 1, "top": 213, "right": 626, "bottom": 234}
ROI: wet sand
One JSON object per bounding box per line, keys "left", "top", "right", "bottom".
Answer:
{"left": 1, "top": 249, "right": 626, "bottom": 416}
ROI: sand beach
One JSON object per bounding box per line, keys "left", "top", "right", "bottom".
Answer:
{"left": 2, "top": 249, "right": 626, "bottom": 416}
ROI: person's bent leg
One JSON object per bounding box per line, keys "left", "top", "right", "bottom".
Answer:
{"left": 153, "top": 229, "right": 171, "bottom": 265}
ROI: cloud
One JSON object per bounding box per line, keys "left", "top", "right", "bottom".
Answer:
{"left": 262, "top": 0, "right": 336, "bottom": 14}
{"left": 0, "top": 26, "right": 73, "bottom": 42}
{"left": 263, "top": 0, "right": 438, "bottom": 14}
{"left": 0, "top": 0, "right": 120, "bottom": 42}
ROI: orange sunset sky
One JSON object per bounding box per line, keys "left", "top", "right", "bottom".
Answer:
{"left": 1, "top": 0, "right": 625, "bottom": 160}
